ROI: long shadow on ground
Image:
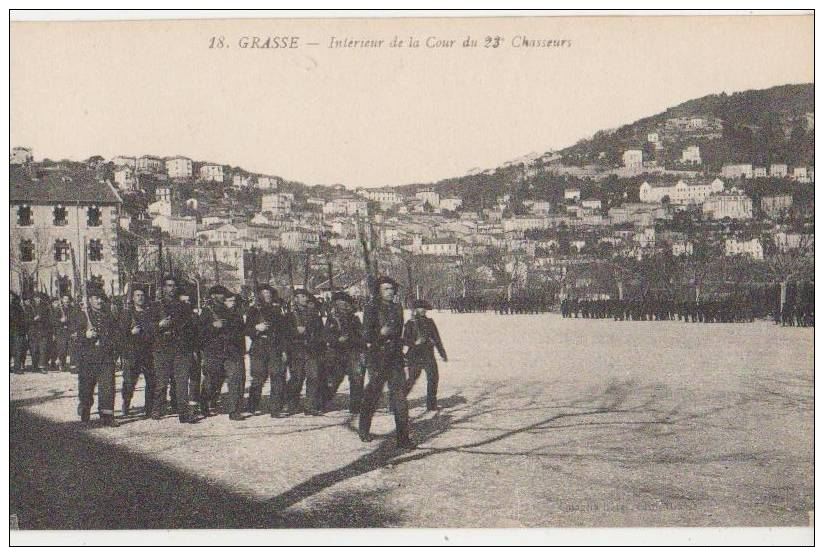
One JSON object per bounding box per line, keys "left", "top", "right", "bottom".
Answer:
{"left": 11, "top": 373, "right": 812, "bottom": 528}
{"left": 10, "top": 404, "right": 401, "bottom": 529}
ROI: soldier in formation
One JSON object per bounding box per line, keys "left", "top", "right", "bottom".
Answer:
{"left": 74, "top": 285, "right": 118, "bottom": 426}
{"left": 245, "top": 284, "right": 287, "bottom": 417}
{"left": 119, "top": 285, "right": 155, "bottom": 418}
{"left": 320, "top": 291, "right": 365, "bottom": 414}
{"left": 560, "top": 296, "right": 762, "bottom": 323}
{"left": 199, "top": 285, "right": 246, "bottom": 421}
{"left": 14, "top": 273, "right": 460, "bottom": 451}
{"left": 358, "top": 276, "right": 415, "bottom": 448}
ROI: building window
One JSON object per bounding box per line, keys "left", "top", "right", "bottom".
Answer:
{"left": 53, "top": 205, "right": 68, "bottom": 226}
{"left": 88, "top": 239, "right": 103, "bottom": 262}
{"left": 54, "top": 239, "right": 70, "bottom": 262}
{"left": 19, "top": 239, "right": 34, "bottom": 263}
{"left": 17, "top": 205, "right": 33, "bottom": 226}
{"left": 87, "top": 206, "right": 102, "bottom": 227}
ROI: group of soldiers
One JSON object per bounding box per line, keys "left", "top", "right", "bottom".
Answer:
{"left": 9, "top": 275, "right": 448, "bottom": 449}
{"left": 774, "top": 302, "right": 815, "bottom": 327}
{"left": 561, "top": 297, "right": 764, "bottom": 323}
{"left": 446, "top": 294, "right": 555, "bottom": 314}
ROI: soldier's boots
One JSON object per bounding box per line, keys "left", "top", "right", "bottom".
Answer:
{"left": 101, "top": 415, "right": 117, "bottom": 428}
{"left": 78, "top": 404, "right": 91, "bottom": 423}
{"left": 122, "top": 400, "right": 130, "bottom": 418}
{"left": 179, "top": 409, "right": 194, "bottom": 424}
{"left": 199, "top": 400, "right": 210, "bottom": 418}
{"left": 229, "top": 412, "right": 244, "bottom": 421}
{"left": 247, "top": 388, "right": 261, "bottom": 414}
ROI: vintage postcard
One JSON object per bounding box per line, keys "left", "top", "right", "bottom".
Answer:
{"left": 8, "top": 10, "right": 814, "bottom": 544}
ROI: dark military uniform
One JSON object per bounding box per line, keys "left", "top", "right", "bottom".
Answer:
{"left": 10, "top": 293, "right": 27, "bottom": 373}
{"left": 149, "top": 295, "right": 193, "bottom": 421}
{"left": 245, "top": 296, "right": 287, "bottom": 415}
{"left": 200, "top": 299, "right": 246, "bottom": 418}
{"left": 284, "top": 300, "right": 326, "bottom": 414}
{"left": 73, "top": 302, "right": 118, "bottom": 424}
{"left": 119, "top": 303, "right": 156, "bottom": 417}
{"left": 52, "top": 299, "right": 75, "bottom": 371}
{"left": 24, "top": 295, "right": 52, "bottom": 373}
{"left": 358, "top": 296, "right": 412, "bottom": 446}
{"left": 321, "top": 302, "right": 365, "bottom": 413}
{"left": 403, "top": 310, "right": 447, "bottom": 411}
{"left": 180, "top": 300, "right": 202, "bottom": 408}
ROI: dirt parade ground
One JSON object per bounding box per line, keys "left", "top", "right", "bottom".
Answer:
{"left": 10, "top": 312, "right": 813, "bottom": 529}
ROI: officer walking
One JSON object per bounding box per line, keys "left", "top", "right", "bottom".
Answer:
{"left": 199, "top": 286, "right": 247, "bottom": 421}
{"left": 119, "top": 286, "right": 156, "bottom": 418}
{"left": 403, "top": 299, "right": 448, "bottom": 411}
{"left": 73, "top": 285, "right": 118, "bottom": 426}
{"left": 284, "top": 288, "right": 326, "bottom": 416}
{"left": 245, "top": 284, "right": 288, "bottom": 417}
{"left": 321, "top": 291, "right": 365, "bottom": 414}
{"left": 149, "top": 276, "right": 194, "bottom": 423}
{"left": 358, "top": 276, "right": 415, "bottom": 449}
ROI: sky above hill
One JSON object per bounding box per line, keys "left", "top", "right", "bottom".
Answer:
{"left": 11, "top": 13, "right": 813, "bottom": 188}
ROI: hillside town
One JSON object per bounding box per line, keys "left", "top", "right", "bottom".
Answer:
{"left": 9, "top": 97, "right": 815, "bottom": 310}
{"left": 10, "top": 121, "right": 815, "bottom": 309}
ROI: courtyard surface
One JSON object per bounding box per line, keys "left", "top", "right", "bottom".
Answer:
{"left": 10, "top": 312, "right": 814, "bottom": 528}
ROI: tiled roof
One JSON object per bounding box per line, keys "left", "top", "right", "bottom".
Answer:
{"left": 10, "top": 168, "right": 122, "bottom": 204}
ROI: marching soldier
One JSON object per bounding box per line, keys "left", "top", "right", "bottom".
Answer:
{"left": 24, "top": 291, "right": 52, "bottom": 374}
{"left": 358, "top": 276, "right": 415, "bottom": 449}
{"left": 245, "top": 284, "right": 288, "bottom": 417}
{"left": 200, "top": 286, "right": 247, "bottom": 420}
{"left": 10, "top": 291, "right": 27, "bottom": 374}
{"left": 73, "top": 285, "right": 118, "bottom": 426}
{"left": 403, "top": 299, "right": 447, "bottom": 411}
{"left": 149, "top": 276, "right": 194, "bottom": 423}
{"left": 321, "top": 291, "right": 365, "bottom": 414}
{"left": 178, "top": 290, "right": 202, "bottom": 411}
{"left": 119, "top": 286, "right": 156, "bottom": 418}
{"left": 284, "top": 288, "right": 326, "bottom": 416}
{"left": 52, "top": 293, "right": 75, "bottom": 372}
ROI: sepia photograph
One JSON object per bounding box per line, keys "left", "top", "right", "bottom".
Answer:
{"left": 7, "top": 9, "right": 815, "bottom": 544}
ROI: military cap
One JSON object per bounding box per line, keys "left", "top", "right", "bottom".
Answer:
{"left": 208, "top": 285, "right": 230, "bottom": 297}
{"left": 257, "top": 284, "right": 278, "bottom": 297}
{"left": 376, "top": 276, "right": 398, "bottom": 289}
{"left": 87, "top": 285, "right": 107, "bottom": 299}
{"left": 332, "top": 291, "right": 353, "bottom": 304}
{"left": 130, "top": 284, "right": 149, "bottom": 295}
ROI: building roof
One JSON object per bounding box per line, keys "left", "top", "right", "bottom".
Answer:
{"left": 644, "top": 178, "right": 721, "bottom": 188}
{"left": 10, "top": 168, "right": 122, "bottom": 204}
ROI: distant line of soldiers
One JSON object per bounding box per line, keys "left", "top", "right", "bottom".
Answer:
{"left": 774, "top": 302, "right": 815, "bottom": 327}
{"left": 9, "top": 275, "right": 447, "bottom": 450}
{"left": 447, "top": 294, "right": 556, "bottom": 314}
{"left": 561, "top": 297, "right": 769, "bottom": 323}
